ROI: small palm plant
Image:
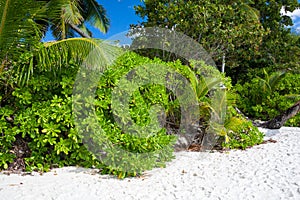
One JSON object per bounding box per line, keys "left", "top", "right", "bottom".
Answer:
{"left": 258, "top": 69, "right": 286, "bottom": 95}
{"left": 253, "top": 69, "right": 286, "bottom": 104}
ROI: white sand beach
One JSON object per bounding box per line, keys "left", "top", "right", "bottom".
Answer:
{"left": 0, "top": 127, "right": 299, "bottom": 200}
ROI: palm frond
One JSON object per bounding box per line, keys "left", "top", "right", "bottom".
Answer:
{"left": 0, "top": 0, "right": 45, "bottom": 62}
{"left": 196, "top": 77, "right": 221, "bottom": 99}
{"left": 257, "top": 76, "right": 271, "bottom": 94}
{"left": 256, "top": 70, "right": 286, "bottom": 95}
{"left": 82, "top": 0, "right": 110, "bottom": 33}
{"left": 202, "top": 88, "right": 227, "bottom": 149}
{"left": 45, "top": 0, "right": 83, "bottom": 39}
{"left": 78, "top": 23, "right": 93, "bottom": 37}
{"left": 49, "top": 16, "right": 67, "bottom": 39}
{"left": 269, "top": 71, "right": 286, "bottom": 91}
{"left": 45, "top": 0, "right": 110, "bottom": 39}
{"left": 17, "top": 38, "right": 122, "bottom": 85}
{"left": 62, "top": 0, "right": 83, "bottom": 25}
{"left": 41, "top": 38, "right": 117, "bottom": 67}
{"left": 240, "top": 2, "right": 260, "bottom": 21}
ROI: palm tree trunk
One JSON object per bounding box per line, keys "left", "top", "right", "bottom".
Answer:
{"left": 69, "top": 24, "right": 91, "bottom": 38}
{"left": 257, "top": 100, "right": 300, "bottom": 129}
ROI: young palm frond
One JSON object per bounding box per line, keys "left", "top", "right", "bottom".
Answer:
{"left": 268, "top": 71, "right": 286, "bottom": 92}
{"left": 196, "top": 77, "right": 222, "bottom": 99}
{"left": 257, "top": 69, "right": 286, "bottom": 95}
{"left": 210, "top": 88, "right": 227, "bottom": 125}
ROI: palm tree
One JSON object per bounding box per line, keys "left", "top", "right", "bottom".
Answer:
{"left": 44, "top": 0, "right": 110, "bottom": 39}
{"left": 0, "top": 0, "right": 118, "bottom": 86}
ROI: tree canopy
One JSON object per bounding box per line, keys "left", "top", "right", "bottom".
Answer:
{"left": 133, "top": 0, "right": 300, "bottom": 82}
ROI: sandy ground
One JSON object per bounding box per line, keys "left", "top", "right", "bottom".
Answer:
{"left": 0, "top": 127, "right": 299, "bottom": 200}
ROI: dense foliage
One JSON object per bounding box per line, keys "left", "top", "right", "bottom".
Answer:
{"left": 133, "top": 0, "right": 300, "bottom": 83}
{"left": 133, "top": 0, "right": 268, "bottom": 74}
{"left": 0, "top": 61, "right": 102, "bottom": 171}
{"left": 223, "top": 116, "right": 264, "bottom": 150}
{"left": 1, "top": 0, "right": 298, "bottom": 178}
{"left": 235, "top": 70, "right": 300, "bottom": 127}
{"left": 0, "top": 51, "right": 264, "bottom": 177}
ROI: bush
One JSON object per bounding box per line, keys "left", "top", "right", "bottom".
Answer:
{"left": 0, "top": 64, "right": 104, "bottom": 172}
{"left": 0, "top": 51, "right": 265, "bottom": 177}
{"left": 0, "top": 52, "right": 178, "bottom": 177}
{"left": 235, "top": 71, "right": 300, "bottom": 127}
{"left": 223, "top": 115, "right": 264, "bottom": 149}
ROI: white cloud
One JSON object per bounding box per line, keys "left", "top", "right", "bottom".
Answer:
{"left": 281, "top": 7, "right": 300, "bottom": 20}
{"left": 281, "top": 7, "right": 300, "bottom": 32}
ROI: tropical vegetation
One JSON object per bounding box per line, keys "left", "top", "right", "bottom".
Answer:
{"left": 0, "top": 0, "right": 299, "bottom": 178}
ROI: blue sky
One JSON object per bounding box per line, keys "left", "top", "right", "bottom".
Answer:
{"left": 44, "top": 0, "right": 143, "bottom": 41}
{"left": 44, "top": 0, "right": 300, "bottom": 41}
{"left": 93, "top": 0, "right": 143, "bottom": 39}
{"left": 101, "top": 0, "right": 300, "bottom": 36}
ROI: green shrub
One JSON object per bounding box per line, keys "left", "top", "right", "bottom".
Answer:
{"left": 0, "top": 51, "right": 265, "bottom": 177}
{"left": 223, "top": 116, "right": 264, "bottom": 150}
{"left": 235, "top": 71, "right": 300, "bottom": 127}
{"left": 0, "top": 64, "right": 104, "bottom": 172}
{"left": 89, "top": 52, "right": 178, "bottom": 176}
{"left": 0, "top": 52, "right": 178, "bottom": 177}
{"left": 0, "top": 106, "right": 17, "bottom": 169}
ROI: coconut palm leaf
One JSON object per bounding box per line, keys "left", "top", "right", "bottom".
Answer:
{"left": 78, "top": 23, "right": 93, "bottom": 37}
{"left": 202, "top": 88, "right": 227, "bottom": 149}
{"left": 0, "top": 0, "right": 119, "bottom": 87}
{"left": 41, "top": 38, "right": 121, "bottom": 68}
{"left": 269, "top": 71, "right": 286, "bottom": 92}
{"left": 257, "top": 76, "right": 271, "bottom": 94}
{"left": 256, "top": 69, "right": 286, "bottom": 95}
{"left": 47, "top": 0, "right": 84, "bottom": 39}
{"left": 62, "top": 0, "right": 83, "bottom": 25}
{"left": 0, "top": 0, "right": 45, "bottom": 67}
{"left": 81, "top": 0, "right": 109, "bottom": 33}
{"left": 240, "top": 1, "right": 260, "bottom": 21}
{"left": 196, "top": 77, "right": 222, "bottom": 99}
{"left": 210, "top": 88, "right": 227, "bottom": 124}
{"left": 16, "top": 38, "right": 122, "bottom": 85}
{"left": 45, "top": 0, "right": 109, "bottom": 39}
